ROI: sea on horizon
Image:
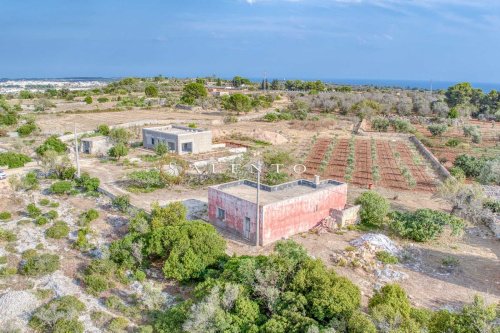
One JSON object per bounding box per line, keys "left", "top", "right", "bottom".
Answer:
{"left": 1, "top": 77, "right": 499, "bottom": 93}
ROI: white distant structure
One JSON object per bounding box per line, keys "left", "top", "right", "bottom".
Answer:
{"left": 142, "top": 125, "right": 212, "bottom": 155}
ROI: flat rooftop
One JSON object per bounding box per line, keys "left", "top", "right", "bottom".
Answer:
{"left": 143, "top": 125, "right": 209, "bottom": 135}
{"left": 213, "top": 179, "right": 344, "bottom": 205}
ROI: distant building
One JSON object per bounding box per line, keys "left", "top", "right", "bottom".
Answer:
{"left": 80, "top": 136, "right": 113, "bottom": 156}
{"left": 142, "top": 125, "right": 212, "bottom": 155}
{"left": 208, "top": 178, "right": 348, "bottom": 245}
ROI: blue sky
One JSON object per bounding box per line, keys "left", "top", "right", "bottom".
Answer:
{"left": 0, "top": 0, "right": 499, "bottom": 82}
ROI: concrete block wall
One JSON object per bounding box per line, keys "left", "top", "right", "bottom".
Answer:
{"left": 261, "top": 183, "right": 347, "bottom": 245}
{"left": 142, "top": 126, "right": 212, "bottom": 155}
{"left": 208, "top": 187, "right": 260, "bottom": 243}
{"left": 331, "top": 204, "right": 360, "bottom": 228}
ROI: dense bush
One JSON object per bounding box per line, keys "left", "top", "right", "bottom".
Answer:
{"left": 453, "top": 154, "right": 490, "bottom": 178}
{"left": 17, "top": 121, "right": 37, "bottom": 137}
{"left": 22, "top": 171, "right": 39, "bottom": 190}
{"left": 108, "top": 143, "right": 129, "bottom": 160}
{"left": 390, "top": 209, "right": 464, "bottom": 242}
{"left": 128, "top": 170, "right": 165, "bottom": 192}
{"left": 97, "top": 124, "right": 110, "bottom": 135}
{"left": 50, "top": 180, "right": 73, "bottom": 195}
{"left": 36, "top": 216, "right": 49, "bottom": 226}
{"left": 0, "top": 228, "right": 17, "bottom": 241}
{"left": 0, "top": 211, "right": 12, "bottom": 221}
{"left": 180, "top": 82, "right": 207, "bottom": 105}
{"left": 483, "top": 199, "right": 500, "bottom": 213}
{"left": 76, "top": 172, "right": 100, "bottom": 192}
{"left": 428, "top": 295, "right": 498, "bottom": 333}
{"left": 372, "top": 117, "right": 390, "bottom": 131}
{"left": 145, "top": 84, "right": 159, "bottom": 97}
{"left": 81, "top": 209, "right": 99, "bottom": 225}
{"left": 36, "top": 136, "right": 67, "bottom": 156}
{"left": 112, "top": 195, "right": 130, "bottom": 213}
{"left": 27, "top": 203, "right": 42, "bottom": 218}
{"left": 109, "top": 202, "right": 226, "bottom": 282}
{"left": 355, "top": 191, "right": 390, "bottom": 227}
{"left": 45, "top": 221, "right": 70, "bottom": 239}
{"left": 0, "top": 152, "right": 32, "bottom": 168}
{"left": 375, "top": 251, "right": 399, "bottom": 264}
{"left": 29, "top": 295, "right": 86, "bottom": 333}
{"left": 263, "top": 111, "right": 294, "bottom": 122}
{"left": 84, "top": 96, "right": 93, "bottom": 104}
{"left": 477, "top": 158, "right": 500, "bottom": 185}
{"left": 154, "top": 240, "right": 361, "bottom": 332}
{"left": 83, "top": 259, "right": 117, "bottom": 295}
{"left": 427, "top": 124, "right": 448, "bottom": 136}
{"left": 369, "top": 284, "right": 431, "bottom": 332}
{"left": 20, "top": 253, "right": 60, "bottom": 276}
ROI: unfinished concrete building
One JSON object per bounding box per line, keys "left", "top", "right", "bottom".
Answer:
{"left": 208, "top": 178, "right": 348, "bottom": 246}
{"left": 80, "top": 136, "right": 113, "bottom": 156}
{"left": 142, "top": 125, "right": 212, "bottom": 155}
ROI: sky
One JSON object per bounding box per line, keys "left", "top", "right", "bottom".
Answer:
{"left": 0, "top": 0, "right": 499, "bottom": 83}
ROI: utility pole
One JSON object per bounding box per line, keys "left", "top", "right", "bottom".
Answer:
{"left": 74, "top": 124, "right": 81, "bottom": 178}
{"left": 255, "top": 160, "right": 262, "bottom": 247}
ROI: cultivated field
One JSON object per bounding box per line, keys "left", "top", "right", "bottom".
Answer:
{"left": 303, "top": 136, "right": 439, "bottom": 192}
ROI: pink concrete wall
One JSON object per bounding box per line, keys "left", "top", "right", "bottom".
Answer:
{"left": 208, "top": 187, "right": 259, "bottom": 242}
{"left": 261, "top": 184, "right": 347, "bottom": 245}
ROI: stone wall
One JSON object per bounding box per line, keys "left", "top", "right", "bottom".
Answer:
{"left": 409, "top": 136, "right": 451, "bottom": 179}
{"left": 331, "top": 204, "right": 361, "bottom": 228}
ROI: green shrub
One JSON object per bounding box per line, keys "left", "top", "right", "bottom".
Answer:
{"left": 427, "top": 124, "right": 448, "bottom": 136}
{"left": 45, "top": 210, "right": 58, "bottom": 220}
{"left": 36, "top": 136, "right": 67, "bottom": 156}
{"left": 76, "top": 172, "right": 100, "bottom": 192}
{"left": 263, "top": 112, "right": 279, "bottom": 122}
{"left": 50, "top": 181, "right": 73, "bottom": 195}
{"left": 83, "top": 259, "right": 117, "bottom": 295}
{"left": 74, "top": 228, "right": 91, "bottom": 251}
{"left": 355, "top": 191, "right": 390, "bottom": 227}
{"left": 108, "top": 143, "right": 129, "bottom": 160}
{"left": 0, "top": 152, "right": 32, "bottom": 168}
{"left": 22, "top": 249, "right": 38, "bottom": 259}
{"left": 45, "top": 221, "right": 70, "bottom": 239}
{"left": 372, "top": 117, "right": 390, "bottom": 132}
{"left": 428, "top": 295, "right": 497, "bottom": 333}
{"left": 20, "top": 253, "right": 60, "bottom": 276}
{"left": 22, "top": 171, "right": 39, "bottom": 190}
{"left": 97, "top": 97, "right": 110, "bottom": 103}
{"left": 29, "top": 295, "right": 86, "bottom": 333}
{"left": 347, "top": 311, "right": 377, "bottom": 333}
{"left": 0, "top": 266, "right": 17, "bottom": 277}
{"left": 390, "top": 209, "right": 464, "bottom": 242}
{"left": 453, "top": 154, "right": 489, "bottom": 178}
{"left": 376, "top": 251, "right": 399, "bottom": 264}
{"left": 84, "top": 96, "right": 93, "bottom": 104}
{"left": 17, "top": 122, "right": 37, "bottom": 137}
{"left": 112, "top": 195, "right": 130, "bottom": 213}
{"left": 27, "top": 203, "right": 42, "bottom": 218}
{"left": 35, "top": 216, "right": 49, "bottom": 226}
{"left": 0, "top": 211, "right": 12, "bottom": 221}
{"left": 483, "top": 199, "right": 500, "bottom": 213}
{"left": 127, "top": 170, "right": 165, "bottom": 192}
{"left": 445, "top": 138, "right": 461, "bottom": 147}
{"left": 0, "top": 228, "right": 17, "bottom": 241}
{"left": 39, "top": 198, "right": 50, "bottom": 206}
{"left": 81, "top": 209, "right": 99, "bottom": 225}
{"left": 108, "top": 317, "right": 129, "bottom": 333}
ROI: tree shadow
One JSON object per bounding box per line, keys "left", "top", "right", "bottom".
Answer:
{"left": 401, "top": 244, "right": 500, "bottom": 297}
